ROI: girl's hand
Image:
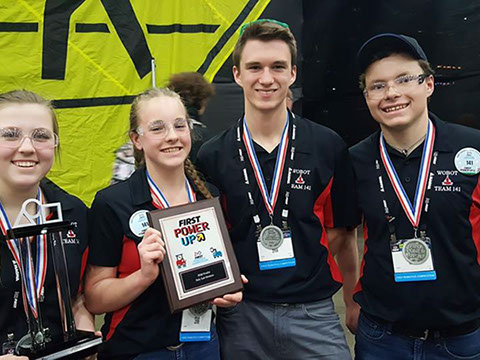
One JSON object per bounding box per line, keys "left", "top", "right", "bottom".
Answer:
{"left": 137, "top": 228, "right": 166, "bottom": 284}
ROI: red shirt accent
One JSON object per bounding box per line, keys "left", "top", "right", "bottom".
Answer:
{"left": 106, "top": 236, "right": 140, "bottom": 341}
{"left": 313, "top": 177, "right": 342, "bottom": 283}
{"left": 469, "top": 177, "right": 480, "bottom": 266}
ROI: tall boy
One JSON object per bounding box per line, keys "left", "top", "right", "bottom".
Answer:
{"left": 198, "top": 20, "right": 359, "bottom": 359}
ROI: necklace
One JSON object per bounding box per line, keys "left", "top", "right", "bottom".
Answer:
{"left": 389, "top": 133, "right": 427, "bottom": 156}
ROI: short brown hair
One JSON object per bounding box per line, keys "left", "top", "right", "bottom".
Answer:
{"left": 168, "top": 72, "right": 215, "bottom": 113}
{"left": 0, "top": 89, "right": 60, "bottom": 154}
{"left": 232, "top": 20, "right": 297, "bottom": 68}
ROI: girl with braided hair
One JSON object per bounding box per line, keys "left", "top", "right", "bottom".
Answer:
{"left": 85, "top": 88, "right": 244, "bottom": 360}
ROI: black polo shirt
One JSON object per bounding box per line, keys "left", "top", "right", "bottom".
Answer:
{"left": 0, "top": 179, "right": 88, "bottom": 344}
{"left": 88, "top": 168, "right": 215, "bottom": 359}
{"left": 196, "top": 113, "right": 360, "bottom": 304}
{"left": 350, "top": 114, "right": 480, "bottom": 328}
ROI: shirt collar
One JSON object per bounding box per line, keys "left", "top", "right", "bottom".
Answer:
{"left": 429, "top": 112, "right": 453, "bottom": 153}
{"left": 233, "top": 110, "right": 311, "bottom": 158}
{"left": 373, "top": 112, "right": 453, "bottom": 157}
{"left": 130, "top": 167, "right": 153, "bottom": 206}
{"left": 40, "top": 178, "right": 74, "bottom": 210}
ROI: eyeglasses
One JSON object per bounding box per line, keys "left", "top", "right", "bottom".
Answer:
{"left": 364, "top": 74, "right": 427, "bottom": 99}
{"left": 240, "top": 19, "right": 289, "bottom": 35}
{"left": 136, "top": 118, "right": 192, "bottom": 139}
{"left": 0, "top": 127, "right": 58, "bottom": 149}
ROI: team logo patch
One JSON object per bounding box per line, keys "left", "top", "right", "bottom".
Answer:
{"left": 442, "top": 175, "right": 453, "bottom": 186}
{"left": 454, "top": 147, "right": 480, "bottom": 175}
{"left": 295, "top": 174, "right": 305, "bottom": 185}
{"left": 290, "top": 168, "right": 312, "bottom": 191}
{"left": 63, "top": 222, "right": 79, "bottom": 244}
{"left": 434, "top": 170, "right": 461, "bottom": 192}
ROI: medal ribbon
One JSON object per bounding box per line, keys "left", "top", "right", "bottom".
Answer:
{"left": 0, "top": 189, "right": 47, "bottom": 318}
{"left": 146, "top": 170, "right": 196, "bottom": 209}
{"left": 242, "top": 115, "right": 289, "bottom": 215}
{"left": 379, "top": 120, "right": 435, "bottom": 228}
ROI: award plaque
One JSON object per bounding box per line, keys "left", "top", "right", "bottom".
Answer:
{"left": 1, "top": 199, "right": 102, "bottom": 359}
{"left": 148, "top": 197, "right": 243, "bottom": 313}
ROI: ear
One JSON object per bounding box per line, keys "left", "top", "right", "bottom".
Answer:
{"left": 289, "top": 65, "right": 297, "bottom": 86}
{"left": 425, "top": 74, "right": 434, "bottom": 97}
{"left": 233, "top": 65, "right": 243, "bottom": 87}
{"left": 130, "top": 131, "right": 143, "bottom": 151}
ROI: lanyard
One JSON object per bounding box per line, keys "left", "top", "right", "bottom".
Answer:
{"left": 376, "top": 121, "right": 438, "bottom": 241}
{"left": 379, "top": 120, "right": 435, "bottom": 228}
{"left": 146, "top": 170, "right": 196, "bottom": 209}
{"left": 236, "top": 111, "right": 297, "bottom": 235}
{"left": 0, "top": 190, "right": 47, "bottom": 318}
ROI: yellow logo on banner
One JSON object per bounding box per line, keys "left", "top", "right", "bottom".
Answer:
{"left": 0, "top": 0, "right": 270, "bottom": 204}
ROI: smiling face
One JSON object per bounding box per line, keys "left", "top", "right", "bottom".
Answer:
{"left": 364, "top": 54, "right": 434, "bottom": 132}
{"left": 130, "top": 95, "right": 191, "bottom": 172}
{"left": 0, "top": 103, "right": 56, "bottom": 193}
{"left": 233, "top": 39, "right": 296, "bottom": 116}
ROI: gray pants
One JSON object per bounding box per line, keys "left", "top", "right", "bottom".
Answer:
{"left": 216, "top": 298, "right": 351, "bottom": 360}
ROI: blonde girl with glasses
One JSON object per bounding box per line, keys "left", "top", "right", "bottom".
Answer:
{"left": 0, "top": 90, "right": 94, "bottom": 359}
{"left": 85, "top": 88, "right": 244, "bottom": 360}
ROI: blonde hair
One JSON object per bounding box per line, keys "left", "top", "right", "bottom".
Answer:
{"left": 129, "top": 87, "right": 212, "bottom": 199}
{"left": 0, "top": 90, "right": 60, "bottom": 154}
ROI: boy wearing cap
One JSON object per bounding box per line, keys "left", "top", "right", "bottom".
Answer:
{"left": 351, "top": 33, "right": 480, "bottom": 359}
{"left": 197, "top": 20, "right": 360, "bottom": 359}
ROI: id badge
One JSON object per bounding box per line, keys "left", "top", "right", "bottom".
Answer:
{"left": 179, "top": 303, "right": 212, "bottom": 342}
{"left": 257, "top": 227, "right": 296, "bottom": 271}
{"left": 390, "top": 237, "right": 436, "bottom": 282}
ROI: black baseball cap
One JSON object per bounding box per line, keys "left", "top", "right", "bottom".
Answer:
{"left": 357, "top": 33, "right": 428, "bottom": 73}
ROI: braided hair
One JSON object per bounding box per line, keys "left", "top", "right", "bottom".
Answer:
{"left": 184, "top": 158, "right": 212, "bottom": 199}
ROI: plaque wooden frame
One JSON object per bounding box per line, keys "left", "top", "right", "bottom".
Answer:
{"left": 147, "top": 197, "right": 243, "bottom": 313}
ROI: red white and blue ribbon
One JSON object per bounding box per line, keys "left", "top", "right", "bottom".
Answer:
{"left": 0, "top": 189, "right": 47, "bottom": 318}
{"left": 379, "top": 120, "right": 435, "bottom": 228}
{"left": 146, "top": 170, "right": 196, "bottom": 209}
{"left": 242, "top": 115, "right": 289, "bottom": 215}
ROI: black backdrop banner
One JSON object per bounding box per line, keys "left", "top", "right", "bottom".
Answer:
{"left": 204, "top": 0, "right": 480, "bottom": 147}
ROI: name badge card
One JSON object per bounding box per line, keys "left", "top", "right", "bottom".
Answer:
{"left": 180, "top": 303, "right": 212, "bottom": 342}
{"left": 148, "top": 198, "right": 243, "bottom": 313}
{"left": 257, "top": 227, "right": 296, "bottom": 270}
{"left": 390, "top": 237, "right": 436, "bottom": 282}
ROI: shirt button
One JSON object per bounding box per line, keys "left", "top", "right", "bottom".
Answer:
{"left": 404, "top": 160, "right": 410, "bottom": 165}
{"left": 405, "top": 177, "right": 411, "bottom": 183}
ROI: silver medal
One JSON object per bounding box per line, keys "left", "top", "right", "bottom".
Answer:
{"left": 402, "top": 239, "right": 429, "bottom": 265}
{"left": 259, "top": 225, "right": 284, "bottom": 250}
{"left": 189, "top": 302, "right": 209, "bottom": 317}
